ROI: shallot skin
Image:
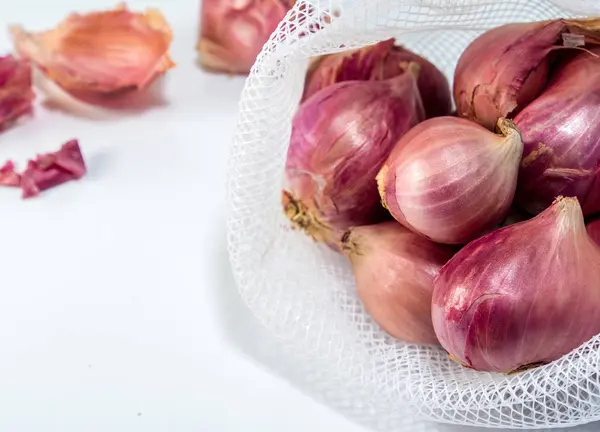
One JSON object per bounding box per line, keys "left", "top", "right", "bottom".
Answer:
{"left": 377, "top": 117, "right": 523, "bottom": 245}
{"left": 454, "top": 18, "right": 600, "bottom": 130}
{"left": 284, "top": 70, "right": 424, "bottom": 249}
{"left": 303, "top": 39, "right": 452, "bottom": 118}
{"left": 343, "top": 221, "right": 454, "bottom": 344}
{"left": 432, "top": 197, "right": 600, "bottom": 373}
{"left": 0, "top": 55, "right": 34, "bottom": 131}
{"left": 0, "top": 161, "right": 20, "bottom": 187}
{"left": 21, "top": 139, "right": 87, "bottom": 199}
{"left": 11, "top": 4, "right": 174, "bottom": 94}
{"left": 515, "top": 50, "right": 600, "bottom": 216}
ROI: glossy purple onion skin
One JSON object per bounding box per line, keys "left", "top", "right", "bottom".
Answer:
{"left": 454, "top": 18, "right": 600, "bottom": 130}
{"left": 515, "top": 50, "right": 600, "bottom": 216}
{"left": 377, "top": 116, "right": 523, "bottom": 245}
{"left": 432, "top": 198, "right": 600, "bottom": 373}
{"left": 285, "top": 72, "right": 424, "bottom": 247}
{"left": 303, "top": 38, "right": 451, "bottom": 119}
{"left": 344, "top": 221, "right": 455, "bottom": 344}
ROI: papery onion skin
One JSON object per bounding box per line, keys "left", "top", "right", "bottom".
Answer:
{"left": 21, "top": 139, "right": 86, "bottom": 199}
{"left": 432, "top": 197, "right": 600, "bottom": 373}
{"left": 198, "top": 0, "right": 294, "bottom": 74}
{"left": 514, "top": 49, "right": 600, "bottom": 216}
{"left": 454, "top": 18, "right": 600, "bottom": 130}
{"left": 0, "top": 161, "right": 20, "bottom": 187}
{"left": 377, "top": 117, "right": 523, "bottom": 245}
{"left": 284, "top": 67, "right": 425, "bottom": 249}
{"left": 0, "top": 54, "right": 34, "bottom": 131}
{"left": 10, "top": 4, "right": 174, "bottom": 94}
{"left": 342, "top": 221, "right": 454, "bottom": 344}
{"left": 587, "top": 218, "right": 600, "bottom": 246}
{"left": 303, "top": 38, "right": 452, "bottom": 119}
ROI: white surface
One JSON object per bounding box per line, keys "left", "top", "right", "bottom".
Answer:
{"left": 0, "top": 1, "right": 595, "bottom": 431}
{"left": 0, "top": 1, "right": 366, "bottom": 431}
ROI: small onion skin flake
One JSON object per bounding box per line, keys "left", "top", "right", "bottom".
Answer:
{"left": 0, "top": 54, "right": 34, "bottom": 131}
{"left": 0, "top": 160, "right": 20, "bottom": 187}
{"left": 303, "top": 38, "right": 452, "bottom": 118}
{"left": 587, "top": 218, "right": 600, "bottom": 246}
{"left": 514, "top": 49, "right": 600, "bottom": 217}
{"left": 10, "top": 4, "right": 175, "bottom": 95}
{"left": 21, "top": 139, "right": 87, "bottom": 199}
{"left": 453, "top": 17, "right": 600, "bottom": 130}
{"left": 283, "top": 67, "right": 424, "bottom": 249}
{"left": 377, "top": 117, "right": 523, "bottom": 245}
{"left": 342, "top": 221, "right": 455, "bottom": 344}
{"left": 432, "top": 197, "right": 600, "bottom": 373}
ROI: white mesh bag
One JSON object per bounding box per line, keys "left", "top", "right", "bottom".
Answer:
{"left": 227, "top": 0, "right": 600, "bottom": 429}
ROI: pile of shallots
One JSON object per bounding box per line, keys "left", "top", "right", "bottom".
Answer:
{"left": 282, "top": 19, "right": 600, "bottom": 374}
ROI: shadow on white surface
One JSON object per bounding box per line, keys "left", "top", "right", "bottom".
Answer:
{"left": 82, "top": 150, "right": 113, "bottom": 181}
{"left": 35, "top": 71, "right": 170, "bottom": 120}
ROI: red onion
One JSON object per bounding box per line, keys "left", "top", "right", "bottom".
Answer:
{"left": 587, "top": 218, "right": 600, "bottom": 246}
{"left": 376, "top": 117, "right": 523, "bottom": 245}
{"left": 432, "top": 196, "right": 600, "bottom": 373}
{"left": 303, "top": 39, "right": 452, "bottom": 118}
{"left": 514, "top": 49, "right": 600, "bottom": 216}
{"left": 454, "top": 18, "right": 600, "bottom": 130}
{"left": 283, "top": 66, "right": 424, "bottom": 249}
{"left": 197, "top": 0, "right": 294, "bottom": 74}
{"left": 342, "top": 221, "right": 454, "bottom": 344}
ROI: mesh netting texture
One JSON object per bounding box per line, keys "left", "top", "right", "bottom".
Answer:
{"left": 227, "top": 0, "right": 600, "bottom": 429}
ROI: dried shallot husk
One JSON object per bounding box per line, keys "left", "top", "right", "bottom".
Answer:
{"left": 10, "top": 4, "right": 174, "bottom": 96}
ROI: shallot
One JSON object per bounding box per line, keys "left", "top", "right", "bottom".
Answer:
{"left": 514, "top": 49, "right": 600, "bottom": 216}
{"left": 342, "top": 221, "right": 454, "bottom": 344}
{"left": 303, "top": 39, "right": 452, "bottom": 118}
{"left": 283, "top": 65, "right": 424, "bottom": 249}
{"left": 377, "top": 117, "right": 523, "bottom": 245}
{"left": 432, "top": 196, "right": 600, "bottom": 373}
{"left": 11, "top": 4, "right": 174, "bottom": 95}
{"left": 454, "top": 17, "right": 600, "bottom": 130}
{"left": 197, "top": 0, "right": 294, "bottom": 74}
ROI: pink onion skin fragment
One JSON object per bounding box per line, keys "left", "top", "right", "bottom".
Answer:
{"left": 514, "top": 49, "right": 600, "bottom": 216}
{"left": 21, "top": 139, "right": 87, "bottom": 199}
{"left": 0, "top": 160, "right": 21, "bottom": 187}
{"left": 432, "top": 197, "right": 600, "bottom": 373}
{"left": 0, "top": 54, "right": 34, "bottom": 131}
{"left": 10, "top": 5, "right": 174, "bottom": 95}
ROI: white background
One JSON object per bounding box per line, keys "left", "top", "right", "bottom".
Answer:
{"left": 0, "top": 1, "right": 597, "bottom": 431}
